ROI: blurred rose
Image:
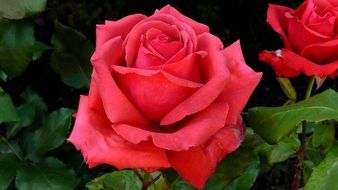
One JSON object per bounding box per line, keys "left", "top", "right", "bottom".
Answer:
{"left": 68, "top": 5, "right": 261, "bottom": 188}
{"left": 260, "top": 0, "right": 338, "bottom": 78}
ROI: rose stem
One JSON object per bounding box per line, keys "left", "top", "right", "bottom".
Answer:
{"left": 291, "top": 76, "right": 315, "bottom": 190}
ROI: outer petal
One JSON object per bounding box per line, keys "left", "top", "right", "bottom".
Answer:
{"left": 91, "top": 36, "right": 149, "bottom": 125}
{"left": 287, "top": 14, "right": 331, "bottom": 53}
{"left": 156, "top": 5, "right": 209, "bottom": 35}
{"left": 95, "top": 14, "right": 146, "bottom": 47}
{"left": 112, "top": 66, "right": 202, "bottom": 122}
{"left": 160, "top": 33, "right": 230, "bottom": 125}
{"left": 301, "top": 39, "right": 338, "bottom": 63}
{"left": 259, "top": 50, "right": 300, "bottom": 77}
{"left": 68, "top": 96, "right": 170, "bottom": 169}
{"left": 168, "top": 118, "right": 246, "bottom": 188}
{"left": 267, "top": 4, "right": 294, "bottom": 49}
{"left": 282, "top": 48, "right": 338, "bottom": 78}
{"left": 221, "top": 41, "right": 262, "bottom": 124}
{"left": 113, "top": 102, "right": 229, "bottom": 151}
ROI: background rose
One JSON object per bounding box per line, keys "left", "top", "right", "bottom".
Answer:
{"left": 68, "top": 5, "right": 261, "bottom": 188}
{"left": 259, "top": 0, "right": 338, "bottom": 78}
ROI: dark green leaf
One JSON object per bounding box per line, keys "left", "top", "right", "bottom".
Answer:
{"left": 0, "top": 71, "right": 7, "bottom": 81}
{"left": 248, "top": 89, "right": 338, "bottom": 144}
{"left": 6, "top": 89, "right": 47, "bottom": 138}
{"left": 0, "top": 153, "right": 21, "bottom": 190}
{"left": 50, "top": 21, "right": 93, "bottom": 89}
{"left": 204, "top": 142, "right": 258, "bottom": 189}
{"left": 15, "top": 157, "right": 78, "bottom": 190}
{"left": 312, "top": 123, "right": 335, "bottom": 151}
{"left": 171, "top": 179, "right": 194, "bottom": 190}
{"left": 220, "top": 155, "right": 259, "bottom": 190}
{"left": 305, "top": 145, "right": 338, "bottom": 190}
{"left": 0, "top": 0, "right": 46, "bottom": 19}
{"left": 32, "top": 41, "right": 51, "bottom": 61}
{"left": 24, "top": 108, "right": 74, "bottom": 160}
{"left": 0, "top": 88, "right": 19, "bottom": 123}
{"left": 0, "top": 20, "right": 35, "bottom": 78}
{"left": 86, "top": 170, "right": 142, "bottom": 190}
{"left": 268, "top": 135, "right": 300, "bottom": 164}
{"left": 0, "top": 137, "right": 23, "bottom": 157}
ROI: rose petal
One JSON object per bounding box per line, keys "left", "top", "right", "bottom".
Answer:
{"left": 167, "top": 118, "right": 245, "bottom": 188}
{"left": 267, "top": 4, "right": 294, "bottom": 49}
{"left": 125, "top": 15, "right": 197, "bottom": 67}
{"left": 301, "top": 39, "right": 338, "bottom": 63}
{"left": 160, "top": 33, "right": 229, "bottom": 125}
{"left": 259, "top": 50, "right": 300, "bottom": 77}
{"left": 91, "top": 37, "right": 149, "bottom": 125}
{"left": 113, "top": 102, "right": 229, "bottom": 151}
{"left": 68, "top": 96, "right": 170, "bottom": 169}
{"left": 159, "top": 52, "right": 203, "bottom": 82}
{"left": 156, "top": 5, "right": 209, "bottom": 35}
{"left": 96, "top": 14, "right": 146, "bottom": 47}
{"left": 282, "top": 48, "right": 338, "bottom": 78}
{"left": 221, "top": 40, "right": 262, "bottom": 124}
{"left": 287, "top": 13, "right": 330, "bottom": 53}
{"left": 112, "top": 66, "right": 202, "bottom": 122}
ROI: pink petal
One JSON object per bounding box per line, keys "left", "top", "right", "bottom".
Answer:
{"left": 160, "top": 33, "right": 230, "bottom": 125}
{"left": 125, "top": 15, "right": 197, "bottom": 67}
{"left": 267, "top": 4, "right": 294, "bottom": 49}
{"left": 113, "top": 102, "right": 229, "bottom": 151}
{"left": 68, "top": 96, "right": 170, "bottom": 169}
{"left": 221, "top": 41, "right": 262, "bottom": 124}
{"left": 282, "top": 48, "right": 338, "bottom": 78}
{"left": 159, "top": 52, "right": 203, "bottom": 82}
{"left": 156, "top": 5, "right": 209, "bottom": 35}
{"left": 91, "top": 37, "right": 149, "bottom": 125}
{"left": 95, "top": 14, "right": 146, "bottom": 47}
{"left": 112, "top": 65, "right": 202, "bottom": 122}
{"left": 168, "top": 118, "right": 245, "bottom": 188}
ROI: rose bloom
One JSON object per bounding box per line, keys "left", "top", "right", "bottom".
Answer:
{"left": 68, "top": 5, "right": 261, "bottom": 188}
{"left": 259, "top": 0, "right": 338, "bottom": 78}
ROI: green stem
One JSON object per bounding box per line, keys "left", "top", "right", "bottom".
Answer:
{"left": 291, "top": 76, "right": 315, "bottom": 190}
{"left": 305, "top": 76, "right": 315, "bottom": 99}
{"left": 0, "top": 135, "right": 23, "bottom": 161}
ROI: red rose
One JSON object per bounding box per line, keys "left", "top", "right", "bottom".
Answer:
{"left": 259, "top": 0, "right": 338, "bottom": 78}
{"left": 68, "top": 5, "right": 261, "bottom": 188}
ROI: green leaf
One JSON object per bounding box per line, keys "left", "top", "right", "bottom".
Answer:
{"left": 171, "top": 179, "right": 195, "bottom": 190}
{"left": 86, "top": 170, "right": 142, "bottom": 190}
{"left": 6, "top": 89, "right": 47, "bottom": 138}
{"left": 248, "top": 89, "right": 338, "bottom": 144}
{"left": 50, "top": 21, "right": 93, "bottom": 89}
{"left": 0, "top": 88, "right": 20, "bottom": 123}
{"left": 0, "top": 20, "right": 35, "bottom": 78}
{"left": 204, "top": 141, "right": 259, "bottom": 189}
{"left": 268, "top": 135, "right": 300, "bottom": 164}
{"left": 0, "top": 153, "right": 21, "bottom": 190}
{"left": 24, "top": 108, "right": 74, "bottom": 160}
{"left": 312, "top": 123, "right": 335, "bottom": 151}
{"left": 15, "top": 157, "right": 78, "bottom": 190}
{"left": 220, "top": 156, "right": 259, "bottom": 190}
{"left": 32, "top": 41, "right": 51, "bottom": 61}
{"left": 0, "top": 70, "right": 7, "bottom": 81}
{"left": 0, "top": 0, "right": 46, "bottom": 19}
{"left": 305, "top": 145, "right": 338, "bottom": 190}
